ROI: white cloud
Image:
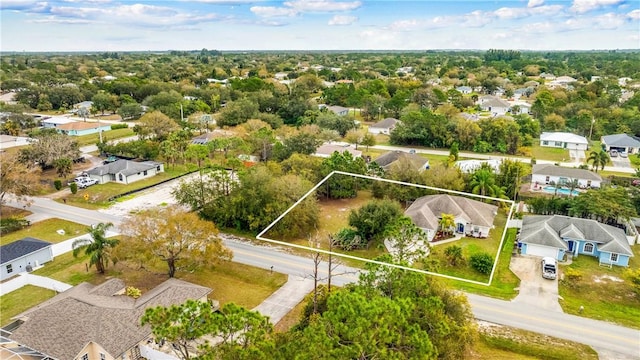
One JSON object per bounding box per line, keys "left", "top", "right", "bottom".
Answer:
{"left": 328, "top": 14, "right": 357, "bottom": 25}
{"left": 283, "top": 0, "right": 362, "bottom": 12}
{"left": 628, "top": 9, "right": 640, "bottom": 19}
{"left": 250, "top": 6, "right": 298, "bottom": 17}
{"left": 569, "top": 0, "right": 624, "bottom": 13}
{"left": 528, "top": 0, "right": 545, "bottom": 7}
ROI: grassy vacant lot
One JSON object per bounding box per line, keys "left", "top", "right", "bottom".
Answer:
{"left": 31, "top": 250, "right": 287, "bottom": 310}
{"left": 63, "top": 165, "right": 192, "bottom": 209}
{"left": 445, "top": 228, "right": 520, "bottom": 299}
{"left": 558, "top": 245, "right": 640, "bottom": 329}
{"left": 0, "top": 218, "right": 89, "bottom": 246}
{"left": 474, "top": 323, "right": 598, "bottom": 360}
{"left": 530, "top": 143, "right": 568, "bottom": 162}
{"left": 0, "top": 285, "right": 57, "bottom": 326}
{"left": 76, "top": 127, "right": 134, "bottom": 146}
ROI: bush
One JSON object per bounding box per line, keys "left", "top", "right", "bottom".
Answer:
{"left": 444, "top": 245, "right": 464, "bottom": 266}
{"left": 623, "top": 268, "right": 640, "bottom": 295}
{"left": 69, "top": 182, "right": 78, "bottom": 194}
{"left": 0, "top": 217, "right": 30, "bottom": 235}
{"left": 470, "top": 253, "right": 494, "bottom": 274}
{"left": 111, "top": 123, "right": 128, "bottom": 130}
{"left": 125, "top": 286, "right": 142, "bottom": 298}
{"left": 563, "top": 268, "right": 583, "bottom": 287}
{"left": 473, "top": 141, "right": 493, "bottom": 153}
{"left": 54, "top": 179, "right": 62, "bottom": 190}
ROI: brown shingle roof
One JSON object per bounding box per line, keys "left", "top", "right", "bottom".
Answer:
{"left": 55, "top": 121, "right": 105, "bottom": 131}
{"left": 10, "top": 278, "right": 211, "bottom": 360}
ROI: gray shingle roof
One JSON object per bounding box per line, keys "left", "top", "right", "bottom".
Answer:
{"left": 601, "top": 134, "right": 640, "bottom": 148}
{"left": 0, "top": 238, "right": 51, "bottom": 265}
{"left": 371, "top": 118, "right": 400, "bottom": 129}
{"left": 405, "top": 194, "right": 498, "bottom": 231}
{"left": 10, "top": 278, "right": 212, "bottom": 360}
{"left": 520, "top": 215, "right": 633, "bottom": 256}
{"left": 87, "top": 159, "right": 161, "bottom": 177}
{"left": 373, "top": 151, "right": 429, "bottom": 171}
{"left": 532, "top": 164, "right": 602, "bottom": 181}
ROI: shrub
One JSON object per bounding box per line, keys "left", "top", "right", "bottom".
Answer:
{"left": 125, "top": 286, "right": 142, "bottom": 298}
{"left": 564, "top": 267, "right": 583, "bottom": 282}
{"left": 69, "top": 182, "right": 78, "bottom": 194}
{"left": 54, "top": 179, "right": 62, "bottom": 190}
{"left": 0, "top": 217, "right": 30, "bottom": 235}
{"left": 624, "top": 268, "right": 640, "bottom": 295}
{"left": 470, "top": 253, "right": 494, "bottom": 274}
{"left": 444, "top": 245, "right": 464, "bottom": 266}
{"left": 111, "top": 123, "right": 128, "bottom": 130}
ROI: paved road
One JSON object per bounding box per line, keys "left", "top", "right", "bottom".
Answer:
{"left": 372, "top": 145, "right": 636, "bottom": 174}
{"left": 7, "top": 196, "right": 640, "bottom": 358}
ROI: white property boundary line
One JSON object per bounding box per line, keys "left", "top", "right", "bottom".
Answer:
{"left": 257, "top": 171, "right": 515, "bottom": 286}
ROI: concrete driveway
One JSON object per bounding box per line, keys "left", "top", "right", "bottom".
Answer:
{"left": 610, "top": 155, "right": 631, "bottom": 169}
{"left": 510, "top": 256, "right": 563, "bottom": 312}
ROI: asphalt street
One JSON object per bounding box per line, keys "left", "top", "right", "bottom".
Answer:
{"left": 7, "top": 195, "right": 640, "bottom": 358}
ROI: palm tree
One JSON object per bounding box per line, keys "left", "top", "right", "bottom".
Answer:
{"left": 439, "top": 213, "right": 456, "bottom": 236}
{"left": 469, "top": 169, "right": 504, "bottom": 198}
{"left": 567, "top": 178, "right": 580, "bottom": 197}
{"left": 72, "top": 222, "right": 119, "bottom": 274}
{"left": 587, "top": 150, "right": 609, "bottom": 172}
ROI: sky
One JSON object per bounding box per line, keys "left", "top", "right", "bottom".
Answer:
{"left": 1, "top": 0, "right": 639, "bottom": 52}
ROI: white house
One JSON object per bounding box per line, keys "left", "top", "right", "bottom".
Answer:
{"left": 314, "top": 142, "right": 362, "bottom": 158}
{"left": 1, "top": 238, "right": 53, "bottom": 281}
{"left": 539, "top": 132, "right": 588, "bottom": 151}
{"left": 369, "top": 118, "right": 401, "bottom": 135}
{"left": 478, "top": 95, "right": 511, "bottom": 116}
{"left": 41, "top": 116, "right": 75, "bottom": 129}
{"left": 455, "top": 159, "right": 502, "bottom": 174}
{"left": 455, "top": 86, "right": 472, "bottom": 95}
{"left": 531, "top": 164, "right": 602, "bottom": 189}
{"left": 601, "top": 134, "right": 640, "bottom": 155}
{"left": 87, "top": 159, "right": 164, "bottom": 185}
{"left": 405, "top": 194, "right": 498, "bottom": 242}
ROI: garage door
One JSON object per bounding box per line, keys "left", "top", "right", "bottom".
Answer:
{"left": 524, "top": 243, "right": 558, "bottom": 259}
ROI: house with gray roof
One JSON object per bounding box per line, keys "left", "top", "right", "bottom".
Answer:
{"left": 405, "top": 194, "right": 498, "bottom": 242}
{"left": 8, "top": 278, "right": 213, "bottom": 360}
{"left": 0, "top": 238, "right": 53, "bottom": 281}
{"left": 368, "top": 118, "right": 401, "bottom": 135}
{"left": 531, "top": 164, "right": 602, "bottom": 189}
{"left": 601, "top": 134, "right": 640, "bottom": 155}
{"left": 478, "top": 95, "right": 511, "bottom": 116}
{"left": 87, "top": 159, "right": 164, "bottom": 185}
{"left": 519, "top": 215, "right": 634, "bottom": 267}
{"left": 373, "top": 151, "right": 429, "bottom": 172}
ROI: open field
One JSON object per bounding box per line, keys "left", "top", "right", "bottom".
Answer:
{"left": 76, "top": 127, "right": 134, "bottom": 146}
{"left": 530, "top": 144, "right": 569, "bottom": 162}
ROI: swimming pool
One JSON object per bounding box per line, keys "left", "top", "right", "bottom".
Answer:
{"left": 542, "top": 186, "right": 580, "bottom": 196}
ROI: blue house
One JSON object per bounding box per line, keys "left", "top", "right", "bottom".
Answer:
{"left": 56, "top": 121, "right": 112, "bottom": 136}
{"left": 519, "top": 215, "right": 634, "bottom": 267}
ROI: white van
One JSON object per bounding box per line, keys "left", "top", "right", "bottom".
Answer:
{"left": 541, "top": 257, "right": 557, "bottom": 280}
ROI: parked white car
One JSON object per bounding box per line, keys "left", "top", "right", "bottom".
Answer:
{"left": 75, "top": 178, "right": 98, "bottom": 189}
{"left": 541, "top": 257, "right": 557, "bottom": 280}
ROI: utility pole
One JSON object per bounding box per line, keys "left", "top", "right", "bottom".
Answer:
{"left": 589, "top": 117, "right": 595, "bottom": 140}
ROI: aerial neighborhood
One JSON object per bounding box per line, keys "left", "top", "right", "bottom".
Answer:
{"left": 1, "top": 48, "right": 640, "bottom": 359}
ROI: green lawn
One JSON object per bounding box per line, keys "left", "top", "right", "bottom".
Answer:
{"left": 530, "top": 143, "right": 568, "bottom": 162}
{"left": 558, "top": 245, "right": 640, "bottom": 329}
{"left": 0, "top": 285, "right": 57, "bottom": 326}
{"left": 0, "top": 219, "right": 89, "bottom": 246}
{"left": 445, "top": 228, "right": 520, "bottom": 299}
{"left": 63, "top": 166, "right": 192, "bottom": 209}
{"left": 76, "top": 127, "right": 134, "bottom": 146}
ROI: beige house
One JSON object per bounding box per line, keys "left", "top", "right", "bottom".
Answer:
{"left": 405, "top": 194, "right": 498, "bottom": 242}
{"left": 8, "top": 278, "right": 212, "bottom": 360}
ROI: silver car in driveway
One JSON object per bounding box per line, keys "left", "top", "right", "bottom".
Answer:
{"left": 541, "top": 257, "right": 557, "bottom": 280}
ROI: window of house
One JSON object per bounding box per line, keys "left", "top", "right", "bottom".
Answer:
{"left": 6, "top": 264, "right": 12, "bottom": 274}
{"left": 555, "top": 141, "right": 563, "bottom": 147}
{"left": 584, "top": 242, "right": 594, "bottom": 253}
{"left": 157, "top": 166, "right": 161, "bottom": 171}
{"left": 542, "top": 141, "right": 549, "bottom": 145}
{"left": 610, "top": 253, "right": 618, "bottom": 262}
{"left": 545, "top": 176, "right": 550, "bottom": 183}
{"left": 119, "top": 174, "right": 123, "bottom": 182}
{"left": 100, "top": 353, "right": 106, "bottom": 360}
{"left": 81, "top": 354, "right": 89, "bottom": 360}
